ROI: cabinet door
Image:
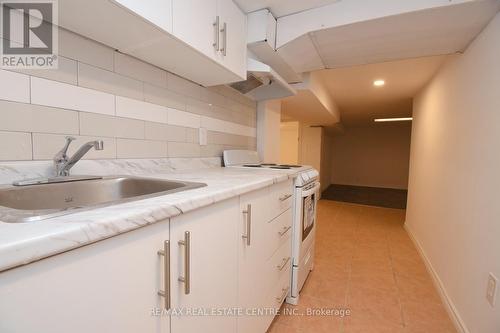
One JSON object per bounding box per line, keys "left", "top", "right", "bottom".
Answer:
{"left": 172, "top": 0, "right": 218, "bottom": 60}
{"left": 170, "top": 198, "right": 239, "bottom": 333}
{"left": 238, "top": 186, "right": 273, "bottom": 333}
{"left": 217, "top": 0, "right": 247, "bottom": 78}
{"left": 0, "top": 220, "right": 171, "bottom": 333}
{"left": 115, "top": 0, "right": 173, "bottom": 33}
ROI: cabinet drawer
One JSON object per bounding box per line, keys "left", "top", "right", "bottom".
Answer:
{"left": 269, "top": 180, "right": 294, "bottom": 220}
{"left": 262, "top": 237, "right": 291, "bottom": 297}
{"left": 262, "top": 209, "right": 292, "bottom": 260}
{"left": 267, "top": 262, "right": 292, "bottom": 310}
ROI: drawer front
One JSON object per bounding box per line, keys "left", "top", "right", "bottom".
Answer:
{"left": 262, "top": 237, "right": 292, "bottom": 298}
{"left": 269, "top": 180, "right": 294, "bottom": 220}
{"left": 262, "top": 208, "right": 292, "bottom": 260}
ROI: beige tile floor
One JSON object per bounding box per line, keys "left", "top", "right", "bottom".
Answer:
{"left": 268, "top": 200, "right": 457, "bottom": 333}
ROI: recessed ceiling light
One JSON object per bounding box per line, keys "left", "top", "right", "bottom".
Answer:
{"left": 373, "top": 80, "right": 385, "bottom": 87}
{"left": 374, "top": 117, "right": 413, "bottom": 122}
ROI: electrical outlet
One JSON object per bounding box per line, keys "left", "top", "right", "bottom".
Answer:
{"left": 486, "top": 273, "right": 498, "bottom": 307}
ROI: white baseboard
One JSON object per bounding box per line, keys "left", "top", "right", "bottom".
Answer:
{"left": 404, "top": 223, "right": 469, "bottom": 333}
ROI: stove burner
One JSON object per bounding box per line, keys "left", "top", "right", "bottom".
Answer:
{"left": 261, "top": 163, "right": 277, "bottom": 166}
{"left": 243, "top": 164, "right": 262, "bottom": 167}
{"left": 279, "top": 164, "right": 302, "bottom": 168}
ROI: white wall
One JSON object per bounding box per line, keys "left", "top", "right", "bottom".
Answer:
{"left": 279, "top": 121, "right": 300, "bottom": 164}
{"left": 257, "top": 100, "right": 281, "bottom": 163}
{"left": 330, "top": 123, "right": 412, "bottom": 189}
{"left": 406, "top": 13, "right": 500, "bottom": 333}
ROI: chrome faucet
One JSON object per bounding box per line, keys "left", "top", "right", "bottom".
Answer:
{"left": 54, "top": 136, "right": 104, "bottom": 176}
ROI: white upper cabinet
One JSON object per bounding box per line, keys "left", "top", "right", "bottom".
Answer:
{"left": 115, "top": 0, "right": 173, "bottom": 33}
{"left": 216, "top": 0, "right": 247, "bottom": 78}
{"left": 172, "top": 0, "right": 218, "bottom": 60}
{"left": 58, "top": 0, "right": 247, "bottom": 86}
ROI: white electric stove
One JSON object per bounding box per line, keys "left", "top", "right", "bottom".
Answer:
{"left": 223, "top": 150, "right": 319, "bottom": 305}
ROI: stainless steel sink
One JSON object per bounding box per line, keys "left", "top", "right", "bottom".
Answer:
{"left": 0, "top": 176, "right": 206, "bottom": 223}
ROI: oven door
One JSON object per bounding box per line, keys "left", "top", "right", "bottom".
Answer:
{"left": 300, "top": 182, "right": 320, "bottom": 241}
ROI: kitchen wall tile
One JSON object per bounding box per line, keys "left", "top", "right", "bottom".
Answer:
{"left": 11, "top": 56, "right": 78, "bottom": 85}
{"left": 213, "top": 85, "right": 256, "bottom": 107}
{"left": 115, "top": 96, "right": 168, "bottom": 123}
{"left": 168, "top": 142, "right": 200, "bottom": 158}
{"left": 117, "top": 139, "right": 167, "bottom": 158}
{"left": 78, "top": 63, "right": 144, "bottom": 100}
{"left": 167, "top": 74, "right": 202, "bottom": 99}
{"left": 144, "top": 122, "right": 186, "bottom": 142}
{"left": 167, "top": 108, "right": 201, "bottom": 129}
{"left": 200, "top": 87, "right": 228, "bottom": 108}
{"left": 144, "top": 83, "right": 186, "bottom": 110}
{"left": 207, "top": 131, "right": 254, "bottom": 147}
{"left": 0, "top": 70, "right": 30, "bottom": 103}
{"left": 59, "top": 28, "right": 114, "bottom": 71}
{"left": 32, "top": 133, "right": 116, "bottom": 160}
{"left": 114, "top": 52, "right": 167, "bottom": 88}
{"left": 200, "top": 144, "right": 224, "bottom": 158}
{"left": 201, "top": 116, "right": 256, "bottom": 137}
{"left": 186, "top": 128, "right": 199, "bottom": 143}
{"left": 0, "top": 131, "right": 32, "bottom": 161}
{"left": 31, "top": 77, "right": 115, "bottom": 115}
{"left": 0, "top": 100, "right": 79, "bottom": 134}
{"left": 79, "top": 112, "right": 145, "bottom": 139}
{"left": 115, "top": 117, "right": 145, "bottom": 139}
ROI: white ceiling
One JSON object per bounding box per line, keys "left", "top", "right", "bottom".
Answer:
{"left": 233, "top": 0, "right": 339, "bottom": 17}
{"left": 277, "top": 0, "right": 500, "bottom": 73}
{"left": 316, "top": 55, "right": 449, "bottom": 125}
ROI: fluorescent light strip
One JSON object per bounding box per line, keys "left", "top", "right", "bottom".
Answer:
{"left": 374, "top": 117, "right": 413, "bottom": 122}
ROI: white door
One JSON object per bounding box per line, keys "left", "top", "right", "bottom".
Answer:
{"left": 115, "top": 0, "right": 173, "bottom": 33}
{"left": 217, "top": 0, "right": 247, "bottom": 78}
{"left": 170, "top": 198, "right": 239, "bottom": 333}
{"left": 172, "top": 0, "right": 218, "bottom": 60}
{"left": 0, "top": 220, "right": 171, "bottom": 333}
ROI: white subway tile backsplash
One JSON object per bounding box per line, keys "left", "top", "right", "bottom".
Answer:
{"left": 11, "top": 56, "right": 78, "bottom": 85}
{"left": 0, "top": 131, "right": 32, "bottom": 161}
{"left": 117, "top": 139, "right": 167, "bottom": 158}
{"left": 59, "top": 28, "right": 114, "bottom": 71}
{"left": 0, "top": 70, "right": 30, "bottom": 103}
{"left": 32, "top": 133, "right": 116, "bottom": 160}
{"left": 0, "top": 100, "right": 79, "bottom": 134}
{"left": 200, "top": 144, "right": 224, "bottom": 158}
{"left": 115, "top": 96, "right": 167, "bottom": 123}
{"left": 144, "top": 83, "right": 186, "bottom": 110}
{"left": 186, "top": 128, "right": 199, "bottom": 143}
{"left": 31, "top": 77, "right": 115, "bottom": 115}
{"left": 168, "top": 142, "right": 200, "bottom": 158}
{"left": 167, "top": 74, "right": 202, "bottom": 99}
{"left": 144, "top": 122, "right": 186, "bottom": 142}
{"left": 114, "top": 52, "right": 167, "bottom": 88}
{"left": 201, "top": 116, "right": 256, "bottom": 138}
{"left": 167, "top": 108, "right": 201, "bottom": 129}
{"left": 78, "top": 63, "right": 144, "bottom": 100}
{"left": 79, "top": 112, "right": 145, "bottom": 139}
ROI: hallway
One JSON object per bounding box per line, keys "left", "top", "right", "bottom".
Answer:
{"left": 268, "top": 200, "right": 456, "bottom": 333}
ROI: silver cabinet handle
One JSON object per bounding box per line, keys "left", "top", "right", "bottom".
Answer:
{"left": 212, "top": 16, "right": 220, "bottom": 51}
{"left": 220, "top": 22, "right": 227, "bottom": 56}
{"left": 157, "top": 240, "right": 171, "bottom": 310}
{"left": 276, "top": 287, "right": 289, "bottom": 303}
{"left": 242, "top": 204, "right": 251, "bottom": 246}
{"left": 178, "top": 231, "right": 191, "bottom": 295}
{"left": 278, "top": 225, "right": 292, "bottom": 237}
{"left": 277, "top": 257, "right": 291, "bottom": 271}
{"left": 279, "top": 194, "right": 292, "bottom": 201}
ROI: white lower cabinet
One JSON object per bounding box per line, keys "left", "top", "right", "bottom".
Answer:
{"left": 0, "top": 219, "right": 171, "bottom": 333}
{"left": 0, "top": 182, "right": 294, "bottom": 333}
{"left": 169, "top": 197, "right": 239, "bottom": 333}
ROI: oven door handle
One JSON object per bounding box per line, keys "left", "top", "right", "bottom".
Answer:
{"left": 301, "top": 182, "right": 320, "bottom": 198}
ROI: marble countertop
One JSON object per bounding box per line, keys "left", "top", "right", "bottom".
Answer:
{"left": 0, "top": 164, "right": 312, "bottom": 273}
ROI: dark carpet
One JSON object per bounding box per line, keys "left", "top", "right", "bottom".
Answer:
{"left": 322, "top": 184, "right": 408, "bottom": 209}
